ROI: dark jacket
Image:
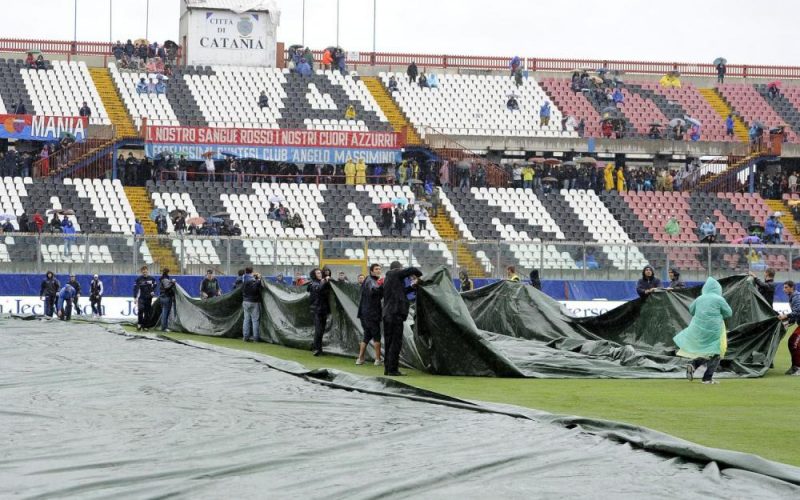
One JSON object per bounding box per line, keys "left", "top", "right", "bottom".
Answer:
{"left": 636, "top": 266, "right": 661, "bottom": 299}
{"left": 382, "top": 267, "right": 422, "bottom": 320}
{"left": 788, "top": 291, "right": 800, "bottom": 324}
{"left": 529, "top": 269, "right": 542, "bottom": 290}
{"left": 40, "top": 276, "right": 61, "bottom": 297}
{"left": 407, "top": 63, "right": 418, "bottom": 79}
{"left": 159, "top": 276, "right": 176, "bottom": 297}
{"left": 242, "top": 277, "right": 262, "bottom": 303}
{"left": 90, "top": 279, "right": 103, "bottom": 297}
{"left": 134, "top": 275, "right": 157, "bottom": 300}
{"left": 753, "top": 277, "right": 776, "bottom": 307}
{"left": 67, "top": 279, "right": 81, "bottom": 296}
{"left": 201, "top": 277, "right": 220, "bottom": 297}
{"left": 357, "top": 275, "right": 383, "bottom": 323}
{"left": 460, "top": 274, "right": 473, "bottom": 292}
{"left": 308, "top": 279, "right": 331, "bottom": 316}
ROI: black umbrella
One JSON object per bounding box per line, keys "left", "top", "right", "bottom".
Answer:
{"left": 211, "top": 212, "right": 231, "bottom": 219}
{"left": 163, "top": 40, "right": 178, "bottom": 50}
{"left": 713, "top": 57, "right": 727, "bottom": 66}
{"left": 169, "top": 209, "right": 187, "bottom": 218}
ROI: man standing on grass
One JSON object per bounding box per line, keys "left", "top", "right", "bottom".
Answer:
{"left": 242, "top": 267, "right": 263, "bottom": 343}
{"left": 777, "top": 280, "right": 800, "bottom": 376}
{"left": 308, "top": 268, "right": 332, "bottom": 356}
{"left": 356, "top": 263, "right": 383, "bottom": 366}
{"left": 134, "top": 266, "right": 157, "bottom": 331}
{"left": 381, "top": 261, "right": 422, "bottom": 376}
{"left": 750, "top": 268, "right": 777, "bottom": 307}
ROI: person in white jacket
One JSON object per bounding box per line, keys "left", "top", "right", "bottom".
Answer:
{"left": 416, "top": 206, "right": 429, "bottom": 231}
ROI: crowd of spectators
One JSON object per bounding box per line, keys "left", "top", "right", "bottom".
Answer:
{"left": 112, "top": 39, "right": 178, "bottom": 75}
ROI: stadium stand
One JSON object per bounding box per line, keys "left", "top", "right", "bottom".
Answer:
{"left": 754, "top": 83, "right": 800, "bottom": 134}
{"left": 0, "top": 57, "right": 41, "bottom": 115}
{"left": 109, "top": 63, "right": 179, "bottom": 128}
{"left": 382, "top": 72, "right": 578, "bottom": 139}
{"left": 22, "top": 60, "right": 110, "bottom": 125}
{"left": 718, "top": 83, "right": 800, "bottom": 142}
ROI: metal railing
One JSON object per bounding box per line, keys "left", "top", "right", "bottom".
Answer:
{"left": 5, "top": 233, "right": 797, "bottom": 284}
{"left": 0, "top": 38, "right": 183, "bottom": 66}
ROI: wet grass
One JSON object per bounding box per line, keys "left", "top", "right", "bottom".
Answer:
{"left": 140, "top": 328, "right": 799, "bottom": 467}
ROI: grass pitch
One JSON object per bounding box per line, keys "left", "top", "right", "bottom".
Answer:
{"left": 158, "top": 330, "right": 799, "bottom": 467}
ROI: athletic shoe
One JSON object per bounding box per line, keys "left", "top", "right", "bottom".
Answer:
{"left": 386, "top": 371, "right": 405, "bottom": 376}
{"left": 313, "top": 350, "right": 322, "bottom": 357}
{"left": 136, "top": 325, "right": 142, "bottom": 331}
{"left": 686, "top": 363, "right": 694, "bottom": 382}
{"left": 374, "top": 359, "right": 383, "bottom": 366}
{"left": 702, "top": 380, "right": 719, "bottom": 384}
{"left": 355, "top": 359, "right": 364, "bottom": 365}
{"left": 785, "top": 366, "right": 799, "bottom": 375}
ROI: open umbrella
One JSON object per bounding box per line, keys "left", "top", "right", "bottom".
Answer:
{"left": 163, "top": 40, "right": 178, "bottom": 50}
{"left": 601, "top": 106, "right": 618, "bottom": 115}
{"left": 562, "top": 161, "right": 577, "bottom": 167}
{"left": 768, "top": 80, "right": 782, "bottom": 89}
{"left": 669, "top": 118, "right": 686, "bottom": 128}
{"left": 206, "top": 216, "right": 224, "bottom": 225}
{"left": 649, "top": 122, "right": 663, "bottom": 127}
{"left": 379, "top": 202, "right": 393, "bottom": 209}
{"left": 544, "top": 158, "right": 562, "bottom": 166}
{"left": 0, "top": 213, "right": 17, "bottom": 221}
{"left": 391, "top": 197, "right": 408, "bottom": 205}
{"left": 417, "top": 201, "right": 432, "bottom": 208}
{"left": 169, "top": 209, "right": 187, "bottom": 219}
{"left": 210, "top": 212, "right": 230, "bottom": 219}
{"left": 530, "top": 157, "right": 545, "bottom": 164}
{"left": 134, "top": 38, "right": 148, "bottom": 46}
{"left": 713, "top": 57, "right": 727, "bottom": 66}
{"left": 589, "top": 75, "right": 604, "bottom": 84}
{"left": 268, "top": 194, "right": 286, "bottom": 204}
{"left": 220, "top": 152, "right": 240, "bottom": 158}
{"left": 575, "top": 157, "right": 597, "bottom": 165}
{"left": 542, "top": 177, "right": 558, "bottom": 183}
{"left": 201, "top": 151, "right": 215, "bottom": 158}
{"left": 186, "top": 216, "right": 206, "bottom": 226}
{"left": 685, "top": 117, "right": 702, "bottom": 127}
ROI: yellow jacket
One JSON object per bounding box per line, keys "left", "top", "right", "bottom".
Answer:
{"left": 522, "top": 166, "right": 534, "bottom": 181}
{"left": 616, "top": 169, "right": 625, "bottom": 192}
{"left": 344, "top": 160, "right": 356, "bottom": 185}
{"left": 355, "top": 159, "right": 367, "bottom": 184}
{"left": 604, "top": 164, "right": 614, "bottom": 191}
{"left": 345, "top": 105, "right": 356, "bottom": 120}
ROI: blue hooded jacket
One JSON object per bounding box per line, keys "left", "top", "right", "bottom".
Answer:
{"left": 56, "top": 284, "right": 77, "bottom": 311}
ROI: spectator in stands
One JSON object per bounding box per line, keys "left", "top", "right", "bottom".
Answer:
{"left": 1, "top": 219, "right": 13, "bottom": 233}
{"left": 112, "top": 41, "right": 124, "bottom": 60}
{"left": 344, "top": 158, "right": 356, "bottom": 184}
{"left": 402, "top": 204, "right": 416, "bottom": 236}
{"left": 32, "top": 212, "right": 44, "bottom": 233}
{"left": 296, "top": 58, "right": 312, "bottom": 76}
{"left": 522, "top": 163, "right": 534, "bottom": 189}
{"left": 603, "top": 163, "right": 614, "bottom": 191}
{"left": 62, "top": 219, "right": 76, "bottom": 255}
{"left": 79, "top": 101, "right": 91, "bottom": 118}
{"left": 344, "top": 105, "right": 357, "bottom": 120}
{"left": 789, "top": 172, "right": 798, "bottom": 193}
{"left": 154, "top": 76, "right": 166, "bottom": 95}
{"left": 200, "top": 269, "right": 222, "bottom": 299}
{"left": 460, "top": 270, "right": 474, "bottom": 292}
{"left": 40, "top": 270, "right": 60, "bottom": 318}
{"left": 407, "top": 61, "right": 418, "bottom": 84}
{"left": 303, "top": 47, "right": 314, "bottom": 67}
{"left": 38, "top": 145, "right": 50, "bottom": 177}
{"left": 204, "top": 155, "right": 216, "bottom": 182}
{"left": 636, "top": 265, "right": 661, "bottom": 299}
{"left": 726, "top": 114, "right": 734, "bottom": 137}
{"left": 430, "top": 187, "right": 440, "bottom": 217}
{"left": 616, "top": 167, "right": 626, "bottom": 192}
{"left": 355, "top": 158, "right": 367, "bottom": 185}
{"left": 334, "top": 47, "right": 346, "bottom": 73}
{"left": 136, "top": 77, "right": 149, "bottom": 94}
{"left": 576, "top": 118, "right": 585, "bottom": 137}
{"left": 387, "top": 75, "right": 399, "bottom": 93}
{"left": 716, "top": 62, "right": 726, "bottom": 84}
{"left": 35, "top": 55, "right": 45, "bottom": 70}
{"left": 393, "top": 205, "right": 404, "bottom": 237}
{"left": 258, "top": 91, "right": 269, "bottom": 109}
{"left": 648, "top": 124, "right": 662, "bottom": 139}
{"left": 158, "top": 269, "right": 176, "bottom": 332}
{"left": 539, "top": 102, "right": 551, "bottom": 126}
{"left": 322, "top": 48, "right": 333, "bottom": 70}
{"left": 48, "top": 212, "right": 61, "bottom": 233}
{"left": 418, "top": 72, "right": 429, "bottom": 88}
{"left": 690, "top": 124, "right": 701, "bottom": 142}
{"left": 134, "top": 218, "right": 144, "bottom": 235}
{"left": 381, "top": 207, "right": 393, "bottom": 231}
{"left": 427, "top": 73, "right": 439, "bottom": 88}
{"left": 13, "top": 99, "right": 25, "bottom": 115}
{"left": 667, "top": 268, "right": 686, "bottom": 289}
{"left": 514, "top": 68, "right": 523, "bottom": 88}
{"left": 612, "top": 88, "right": 624, "bottom": 105}
{"left": 750, "top": 268, "right": 776, "bottom": 307}
{"left": 601, "top": 120, "right": 614, "bottom": 138}
{"left": 506, "top": 95, "right": 519, "bottom": 112}
{"left": 529, "top": 269, "right": 541, "bottom": 290}
{"left": 25, "top": 52, "right": 35, "bottom": 68}
{"left": 764, "top": 213, "right": 784, "bottom": 244}
{"left": 416, "top": 206, "right": 429, "bottom": 230}
{"left": 672, "top": 123, "right": 685, "bottom": 141}
{"left": 511, "top": 163, "right": 522, "bottom": 188}
{"left": 699, "top": 216, "right": 716, "bottom": 243}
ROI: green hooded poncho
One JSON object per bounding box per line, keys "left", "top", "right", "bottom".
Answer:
{"left": 673, "top": 277, "right": 733, "bottom": 357}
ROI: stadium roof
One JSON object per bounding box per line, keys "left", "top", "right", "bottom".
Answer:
{"left": 183, "top": 0, "right": 280, "bottom": 15}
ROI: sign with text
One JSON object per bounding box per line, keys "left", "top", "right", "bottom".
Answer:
{"left": 0, "top": 114, "right": 88, "bottom": 142}
{"left": 145, "top": 143, "right": 402, "bottom": 164}
{"left": 145, "top": 126, "right": 404, "bottom": 149}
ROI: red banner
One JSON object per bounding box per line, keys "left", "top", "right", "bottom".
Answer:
{"left": 0, "top": 114, "right": 88, "bottom": 141}
{"left": 144, "top": 125, "right": 405, "bottom": 150}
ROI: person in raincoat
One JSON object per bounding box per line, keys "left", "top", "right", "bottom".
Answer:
{"left": 664, "top": 215, "right": 680, "bottom": 237}
{"left": 615, "top": 167, "right": 626, "bottom": 192}
{"left": 355, "top": 158, "right": 367, "bottom": 185}
{"left": 603, "top": 163, "right": 614, "bottom": 191}
{"left": 344, "top": 105, "right": 357, "bottom": 120}
{"left": 344, "top": 158, "right": 356, "bottom": 185}
{"left": 398, "top": 161, "right": 408, "bottom": 184}
{"left": 674, "top": 277, "right": 732, "bottom": 384}
{"left": 636, "top": 265, "right": 661, "bottom": 299}
{"left": 322, "top": 49, "right": 333, "bottom": 70}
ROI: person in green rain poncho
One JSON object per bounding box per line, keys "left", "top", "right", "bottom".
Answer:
{"left": 665, "top": 216, "right": 680, "bottom": 237}
{"left": 673, "top": 277, "right": 732, "bottom": 384}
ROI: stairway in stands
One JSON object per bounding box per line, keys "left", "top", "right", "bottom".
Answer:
{"left": 698, "top": 88, "right": 749, "bottom": 142}
{"left": 88, "top": 67, "right": 138, "bottom": 138}
{"left": 428, "top": 211, "right": 485, "bottom": 277}
{"left": 362, "top": 76, "right": 423, "bottom": 145}
{"left": 765, "top": 199, "right": 798, "bottom": 237}
{"left": 124, "top": 186, "right": 179, "bottom": 270}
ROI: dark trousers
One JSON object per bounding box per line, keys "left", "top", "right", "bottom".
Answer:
{"left": 90, "top": 295, "right": 102, "bottom": 315}
{"left": 44, "top": 295, "right": 56, "bottom": 317}
{"left": 138, "top": 297, "right": 152, "bottom": 327}
{"left": 691, "top": 355, "right": 721, "bottom": 381}
{"left": 312, "top": 312, "right": 328, "bottom": 352}
{"left": 60, "top": 299, "right": 73, "bottom": 320}
{"left": 159, "top": 296, "right": 173, "bottom": 330}
{"left": 73, "top": 296, "right": 81, "bottom": 315}
{"left": 382, "top": 316, "right": 405, "bottom": 373}
{"left": 789, "top": 331, "right": 800, "bottom": 368}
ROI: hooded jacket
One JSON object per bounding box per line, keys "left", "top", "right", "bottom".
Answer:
{"left": 40, "top": 273, "right": 61, "bottom": 298}
{"left": 357, "top": 274, "right": 383, "bottom": 323}
{"left": 668, "top": 269, "right": 686, "bottom": 289}
{"left": 529, "top": 269, "right": 542, "bottom": 290}
{"left": 636, "top": 266, "right": 661, "bottom": 298}
{"left": 673, "top": 277, "right": 732, "bottom": 357}
{"left": 382, "top": 266, "right": 422, "bottom": 321}
{"left": 307, "top": 278, "right": 331, "bottom": 316}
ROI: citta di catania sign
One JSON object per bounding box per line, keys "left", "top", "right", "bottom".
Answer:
{"left": 180, "top": 3, "right": 280, "bottom": 67}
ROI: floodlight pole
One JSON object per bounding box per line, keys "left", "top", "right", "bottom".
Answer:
{"left": 336, "top": 0, "right": 340, "bottom": 47}
{"left": 372, "top": 0, "right": 376, "bottom": 54}
{"left": 73, "top": 0, "right": 78, "bottom": 43}
{"left": 109, "top": 0, "right": 113, "bottom": 43}
{"left": 301, "top": 0, "right": 305, "bottom": 46}
{"left": 145, "top": 0, "right": 150, "bottom": 41}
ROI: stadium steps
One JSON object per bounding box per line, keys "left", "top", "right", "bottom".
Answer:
{"left": 698, "top": 153, "right": 760, "bottom": 190}
{"left": 361, "top": 76, "right": 423, "bottom": 145}
{"left": 124, "top": 186, "right": 179, "bottom": 271}
{"left": 698, "top": 88, "right": 749, "bottom": 142}
{"left": 88, "top": 67, "right": 138, "bottom": 139}
{"left": 765, "top": 199, "right": 797, "bottom": 236}
{"left": 429, "top": 212, "right": 485, "bottom": 277}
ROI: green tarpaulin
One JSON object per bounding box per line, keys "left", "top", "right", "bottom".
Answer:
{"left": 149, "top": 269, "right": 783, "bottom": 378}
